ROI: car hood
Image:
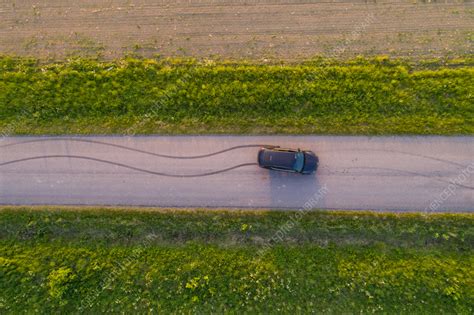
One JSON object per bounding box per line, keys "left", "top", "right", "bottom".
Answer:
{"left": 303, "top": 152, "right": 319, "bottom": 173}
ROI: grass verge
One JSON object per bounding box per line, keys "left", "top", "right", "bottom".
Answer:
{"left": 1, "top": 56, "right": 473, "bottom": 135}
{"left": 1, "top": 207, "right": 473, "bottom": 313}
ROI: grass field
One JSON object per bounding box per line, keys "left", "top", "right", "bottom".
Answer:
{"left": 1, "top": 207, "right": 473, "bottom": 313}
{"left": 1, "top": 56, "right": 473, "bottom": 135}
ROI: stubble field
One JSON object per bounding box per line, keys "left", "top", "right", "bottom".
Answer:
{"left": 0, "top": 0, "right": 472, "bottom": 60}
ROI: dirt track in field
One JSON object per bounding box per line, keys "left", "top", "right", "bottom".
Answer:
{"left": 0, "top": 0, "right": 473, "bottom": 60}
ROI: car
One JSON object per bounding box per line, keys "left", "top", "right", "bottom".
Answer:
{"left": 257, "top": 146, "right": 319, "bottom": 174}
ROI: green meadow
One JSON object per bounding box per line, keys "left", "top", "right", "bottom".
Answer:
{"left": 1, "top": 56, "right": 473, "bottom": 135}
{"left": 1, "top": 207, "right": 473, "bottom": 313}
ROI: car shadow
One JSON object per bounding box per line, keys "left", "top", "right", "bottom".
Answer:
{"left": 268, "top": 170, "right": 325, "bottom": 209}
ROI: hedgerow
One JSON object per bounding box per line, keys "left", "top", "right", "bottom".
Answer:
{"left": 0, "top": 56, "right": 472, "bottom": 134}
{"left": 0, "top": 208, "right": 473, "bottom": 313}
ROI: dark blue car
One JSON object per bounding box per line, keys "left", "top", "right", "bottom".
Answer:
{"left": 258, "top": 147, "right": 318, "bottom": 174}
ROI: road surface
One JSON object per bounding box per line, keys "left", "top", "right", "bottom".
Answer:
{"left": 0, "top": 136, "right": 472, "bottom": 212}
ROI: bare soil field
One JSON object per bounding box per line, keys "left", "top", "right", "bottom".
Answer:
{"left": 0, "top": 0, "right": 473, "bottom": 60}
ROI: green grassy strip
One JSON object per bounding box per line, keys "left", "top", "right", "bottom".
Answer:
{"left": 1, "top": 207, "right": 473, "bottom": 313}
{"left": 1, "top": 56, "right": 473, "bottom": 135}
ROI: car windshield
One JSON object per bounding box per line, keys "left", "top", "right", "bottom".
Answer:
{"left": 293, "top": 152, "right": 304, "bottom": 172}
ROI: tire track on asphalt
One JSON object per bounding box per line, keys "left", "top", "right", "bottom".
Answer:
{"left": 0, "top": 138, "right": 276, "bottom": 159}
{"left": 0, "top": 155, "right": 258, "bottom": 178}
{"left": 1, "top": 138, "right": 468, "bottom": 170}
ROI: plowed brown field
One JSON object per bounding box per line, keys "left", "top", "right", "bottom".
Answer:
{"left": 0, "top": 0, "right": 472, "bottom": 59}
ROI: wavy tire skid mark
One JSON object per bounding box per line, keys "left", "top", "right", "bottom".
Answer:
{"left": 1, "top": 138, "right": 468, "bottom": 169}
{"left": 0, "top": 155, "right": 258, "bottom": 178}
{"left": 0, "top": 138, "right": 276, "bottom": 159}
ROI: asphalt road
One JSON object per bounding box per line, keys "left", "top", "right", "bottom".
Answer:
{"left": 0, "top": 136, "right": 472, "bottom": 212}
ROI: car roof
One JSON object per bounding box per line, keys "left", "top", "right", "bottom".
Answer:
{"left": 262, "top": 149, "right": 297, "bottom": 169}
